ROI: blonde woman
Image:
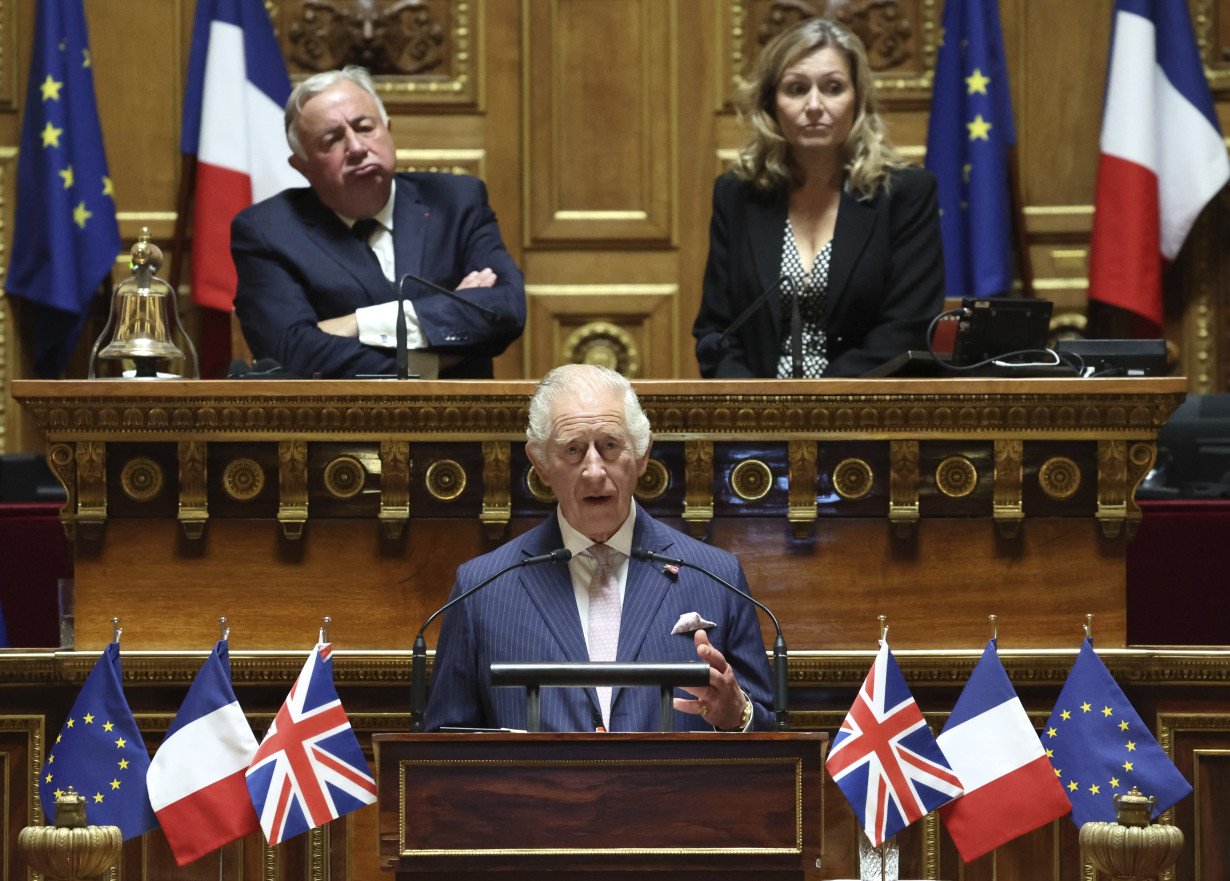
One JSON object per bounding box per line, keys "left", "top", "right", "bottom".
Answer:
{"left": 693, "top": 17, "right": 944, "bottom": 378}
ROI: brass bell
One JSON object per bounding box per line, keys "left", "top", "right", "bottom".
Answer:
{"left": 88, "top": 228, "right": 198, "bottom": 378}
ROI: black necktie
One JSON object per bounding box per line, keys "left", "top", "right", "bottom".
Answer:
{"left": 352, "top": 217, "right": 388, "bottom": 280}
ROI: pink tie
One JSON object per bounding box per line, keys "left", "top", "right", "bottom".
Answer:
{"left": 586, "top": 543, "right": 623, "bottom": 728}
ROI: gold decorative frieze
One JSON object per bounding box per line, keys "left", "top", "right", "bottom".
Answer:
{"left": 787, "top": 441, "right": 817, "bottom": 537}
{"left": 934, "top": 455, "right": 977, "bottom": 499}
{"left": 222, "top": 457, "right": 265, "bottom": 502}
{"left": 178, "top": 441, "right": 208, "bottom": 539}
{"left": 278, "top": 440, "right": 309, "bottom": 540}
{"left": 730, "top": 458, "right": 772, "bottom": 501}
{"left": 120, "top": 456, "right": 164, "bottom": 503}
{"left": 424, "top": 459, "right": 466, "bottom": 501}
{"left": 1039, "top": 456, "right": 1081, "bottom": 501}
{"left": 379, "top": 440, "right": 411, "bottom": 539}
{"left": 888, "top": 440, "right": 918, "bottom": 537}
{"left": 480, "top": 441, "right": 510, "bottom": 540}
{"left": 993, "top": 440, "right": 1023, "bottom": 539}
{"left": 683, "top": 441, "right": 715, "bottom": 539}
{"left": 832, "top": 457, "right": 874, "bottom": 501}
{"left": 324, "top": 455, "right": 367, "bottom": 499}
{"left": 635, "top": 458, "right": 669, "bottom": 502}
{"left": 76, "top": 441, "right": 107, "bottom": 540}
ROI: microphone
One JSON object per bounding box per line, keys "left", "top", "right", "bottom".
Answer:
{"left": 717, "top": 275, "right": 799, "bottom": 349}
{"left": 631, "top": 546, "right": 789, "bottom": 731}
{"left": 397, "top": 271, "right": 505, "bottom": 325}
{"left": 395, "top": 296, "right": 408, "bottom": 380}
{"left": 410, "top": 547, "right": 572, "bottom": 732}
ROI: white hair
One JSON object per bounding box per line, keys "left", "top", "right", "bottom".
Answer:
{"left": 284, "top": 66, "right": 389, "bottom": 158}
{"left": 526, "top": 364, "right": 651, "bottom": 459}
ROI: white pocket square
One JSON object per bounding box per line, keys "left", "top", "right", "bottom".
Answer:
{"left": 671, "top": 612, "right": 716, "bottom": 635}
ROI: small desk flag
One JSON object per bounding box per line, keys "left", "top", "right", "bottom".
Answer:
{"left": 1043, "top": 637, "right": 1191, "bottom": 826}
{"left": 39, "top": 642, "right": 157, "bottom": 839}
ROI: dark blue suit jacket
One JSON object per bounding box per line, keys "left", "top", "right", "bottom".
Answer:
{"left": 693, "top": 165, "right": 944, "bottom": 378}
{"left": 232, "top": 172, "right": 525, "bottom": 378}
{"left": 425, "top": 507, "right": 774, "bottom": 732}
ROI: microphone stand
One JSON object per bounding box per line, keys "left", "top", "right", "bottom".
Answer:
{"left": 410, "top": 548, "right": 573, "bottom": 732}
{"left": 632, "top": 547, "right": 789, "bottom": 731}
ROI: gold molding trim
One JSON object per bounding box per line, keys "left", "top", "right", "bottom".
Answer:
{"left": 395, "top": 148, "right": 485, "bottom": 178}
{"left": 379, "top": 440, "right": 411, "bottom": 539}
{"left": 730, "top": 458, "right": 772, "bottom": 502}
{"left": 480, "top": 441, "right": 510, "bottom": 540}
{"left": 635, "top": 457, "right": 669, "bottom": 502}
{"left": 832, "top": 457, "right": 874, "bottom": 501}
{"left": 323, "top": 455, "right": 367, "bottom": 499}
{"left": 278, "top": 440, "right": 309, "bottom": 540}
{"left": 934, "top": 455, "right": 977, "bottom": 499}
{"left": 787, "top": 441, "right": 817, "bottom": 536}
{"left": 683, "top": 440, "right": 714, "bottom": 538}
{"left": 1039, "top": 456, "right": 1081, "bottom": 501}
{"left": 47, "top": 442, "right": 78, "bottom": 540}
{"left": 222, "top": 456, "right": 265, "bottom": 503}
{"left": 888, "top": 440, "right": 919, "bottom": 537}
{"left": 119, "top": 456, "right": 164, "bottom": 503}
{"left": 993, "top": 439, "right": 1024, "bottom": 539}
{"left": 424, "top": 458, "right": 467, "bottom": 502}
{"left": 178, "top": 441, "right": 208, "bottom": 539}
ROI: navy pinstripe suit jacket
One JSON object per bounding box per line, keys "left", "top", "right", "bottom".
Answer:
{"left": 424, "top": 506, "right": 774, "bottom": 732}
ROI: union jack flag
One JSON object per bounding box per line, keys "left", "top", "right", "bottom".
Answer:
{"left": 826, "top": 641, "right": 964, "bottom": 845}
{"left": 246, "top": 644, "right": 377, "bottom": 844}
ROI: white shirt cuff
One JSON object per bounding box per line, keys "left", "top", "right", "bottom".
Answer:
{"left": 356, "top": 300, "right": 429, "bottom": 350}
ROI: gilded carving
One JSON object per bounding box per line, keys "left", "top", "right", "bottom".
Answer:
{"left": 324, "top": 455, "right": 367, "bottom": 499}
{"left": 746, "top": 0, "right": 917, "bottom": 77}
{"left": 278, "top": 440, "right": 310, "bottom": 540}
{"left": 730, "top": 458, "right": 773, "bottom": 501}
{"left": 379, "top": 440, "right": 411, "bottom": 539}
{"left": 1124, "top": 442, "right": 1156, "bottom": 539}
{"left": 526, "top": 464, "right": 555, "bottom": 504}
{"left": 222, "top": 457, "right": 266, "bottom": 502}
{"left": 635, "top": 458, "right": 669, "bottom": 501}
{"left": 832, "top": 457, "right": 874, "bottom": 501}
{"left": 119, "top": 456, "right": 164, "bottom": 503}
{"left": 76, "top": 441, "right": 107, "bottom": 539}
{"left": 934, "top": 455, "right": 977, "bottom": 499}
{"left": 888, "top": 440, "right": 918, "bottom": 537}
{"left": 993, "top": 439, "right": 1023, "bottom": 539}
{"left": 424, "top": 458, "right": 466, "bottom": 501}
{"left": 787, "top": 441, "right": 818, "bottom": 536}
{"left": 1096, "top": 439, "right": 1128, "bottom": 539}
{"left": 289, "top": 0, "right": 445, "bottom": 75}
{"left": 1038, "top": 456, "right": 1081, "bottom": 501}
{"left": 561, "top": 321, "right": 642, "bottom": 378}
{"left": 683, "top": 441, "right": 715, "bottom": 539}
{"left": 178, "top": 441, "right": 208, "bottom": 539}
{"left": 46, "top": 442, "right": 78, "bottom": 539}
{"left": 480, "top": 441, "right": 511, "bottom": 540}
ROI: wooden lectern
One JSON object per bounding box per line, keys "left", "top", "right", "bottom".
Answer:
{"left": 374, "top": 731, "right": 827, "bottom": 880}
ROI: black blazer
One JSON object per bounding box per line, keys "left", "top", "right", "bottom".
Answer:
{"left": 693, "top": 165, "right": 945, "bottom": 378}
{"left": 233, "top": 172, "right": 525, "bottom": 379}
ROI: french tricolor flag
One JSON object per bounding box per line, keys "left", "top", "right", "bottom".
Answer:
{"left": 937, "top": 639, "right": 1070, "bottom": 863}
{"left": 147, "top": 640, "right": 260, "bottom": 866}
{"left": 1087, "top": 0, "right": 1229, "bottom": 332}
{"left": 182, "top": 0, "right": 304, "bottom": 311}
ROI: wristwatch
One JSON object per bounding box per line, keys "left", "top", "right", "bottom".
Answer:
{"left": 719, "top": 690, "right": 753, "bottom": 732}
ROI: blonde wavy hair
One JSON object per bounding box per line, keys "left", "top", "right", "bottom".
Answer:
{"left": 731, "top": 17, "right": 904, "bottom": 198}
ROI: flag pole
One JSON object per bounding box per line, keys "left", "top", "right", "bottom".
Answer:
{"left": 218, "top": 615, "right": 230, "bottom": 642}
{"left": 1007, "top": 144, "right": 1035, "bottom": 300}
{"left": 319, "top": 616, "right": 331, "bottom": 645}
{"left": 111, "top": 616, "right": 122, "bottom": 644}
{"left": 169, "top": 154, "right": 197, "bottom": 295}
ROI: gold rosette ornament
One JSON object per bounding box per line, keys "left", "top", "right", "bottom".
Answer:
{"left": 1079, "top": 786, "right": 1184, "bottom": 880}
{"left": 18, "top": 787, "right": 122, "bottom": 880}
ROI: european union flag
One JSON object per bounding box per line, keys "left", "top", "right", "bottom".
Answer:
{"left": 1043, "top": 638, "right": 1191, "bottom": 827}
{"left": 39, "top": 643, "right": 157, "bottom": 839}
{"left": 924, "top": 0, "right": 1017, "bottom": 298}
{"left": 4, "top": 0, "right": 120, "bottom": 378}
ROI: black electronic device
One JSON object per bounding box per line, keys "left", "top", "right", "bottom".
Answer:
{"left": 1054, "top": 338, "right": 1167, "bottom": 376}
{"left": 951, "top": 297, "right": 1053, "bottom": 367}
